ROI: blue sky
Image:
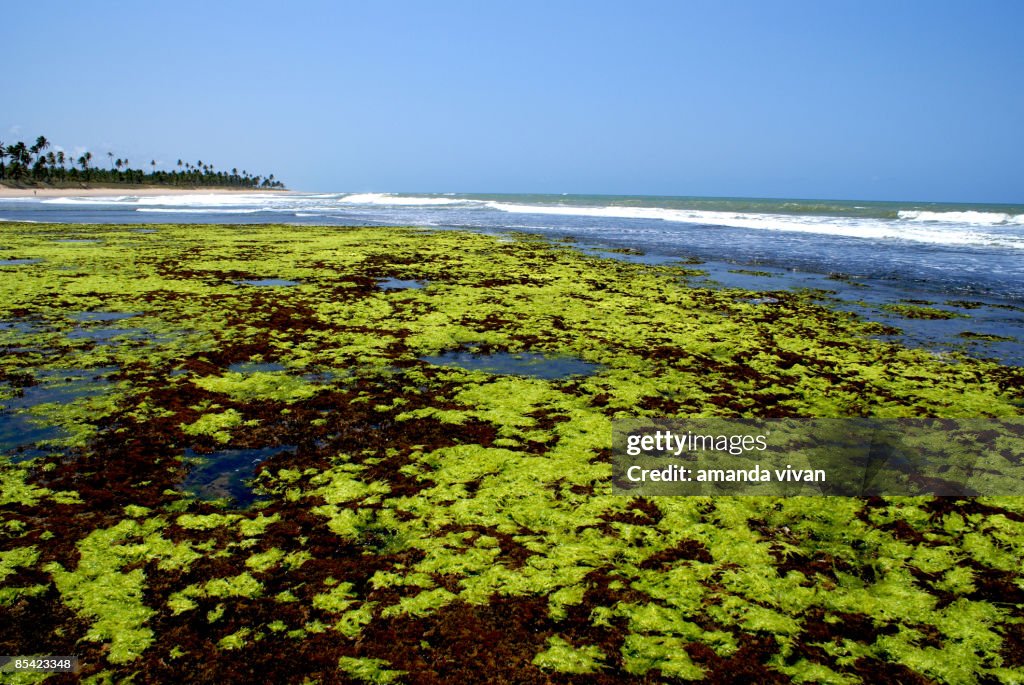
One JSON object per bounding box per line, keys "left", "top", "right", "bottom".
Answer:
{"left": 4, "top": 1, "right": 1023, "bottom": 202}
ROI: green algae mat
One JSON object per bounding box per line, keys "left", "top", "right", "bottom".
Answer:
{"left": 1, "top": 223, "right": 1023, "bottom": 684}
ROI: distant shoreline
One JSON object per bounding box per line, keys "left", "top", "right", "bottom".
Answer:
{"left": 0, "top": 183, "right": 291, "bottom": 199}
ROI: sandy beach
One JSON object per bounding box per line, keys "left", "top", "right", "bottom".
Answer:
{"left": 0, "top": 185, "right": 289, "bottom": 199}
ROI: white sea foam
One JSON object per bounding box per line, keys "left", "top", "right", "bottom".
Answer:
{"left": 483, "top": 202, "right": 1024, "bottom": 249}
{"left": 339, "top": 193, "right": 468, "bottom": 206}
{"left": 898, "top": 210, "right": 1024, "bottom": 225}
{"left": 134, "top": 193, "right": 282, "bottom": 207}
{"left": 41, "top": 196, "right": 134, "bottom": 205}
{"left": 136, "top": 208, "right": 261, "bottom": 214}
{"left": 41, "top": 192, "right": 285, "bottom": 207}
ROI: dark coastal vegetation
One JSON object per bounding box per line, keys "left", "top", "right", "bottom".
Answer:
{"left": 0, "top": 135, "right": 284, "bottom": 189}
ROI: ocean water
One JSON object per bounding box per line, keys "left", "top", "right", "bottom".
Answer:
{"left": 2, "top": 191, "right": 1023, "bottom": 364}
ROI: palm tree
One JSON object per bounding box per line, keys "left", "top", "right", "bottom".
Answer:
{"left": 78, "top": 151, "right": 92, "bottom": 180}
{"left": 0, "top": 133, "right": 285, "bottom": 188}
{"left": 31, "top": 136, "right": 49, "bottom": 160}
{"left": 9, "top": 142, "right": 30, "bottom": 178}
{"left": 30, "top": 137, "right": 49, "bottom": 179}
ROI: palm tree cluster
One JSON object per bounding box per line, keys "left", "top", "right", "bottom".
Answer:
{"left": 0, "top": 135, "right": 284, "bottom": 189}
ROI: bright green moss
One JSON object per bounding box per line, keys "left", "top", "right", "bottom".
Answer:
{"left": 771, "top": 659, "right": 859, "bottom": 685}
{"left": 311, "top": 581, "right": 356, "bottom": 613}
{"left": 46, "top": 518, "right": 194, "bottom": 664}
{"left": 192, "top": 371, "right": 318, "bottom": 403}
{"left": 533, "top": 635, "right": 607, "bottom": 674}
{"left": 336, "top": 657, "right": 406, "bottom": 684}
{"left": 380, "top": 587, "right": 457, "bottom": 618}
{"left": 621, "top": 634, "right": 705, "bottom": 680}
{"left": 245, "top": 548, "right": 286, "bottom": 573}
{"left": 169, "top": 572, "right": 264, "bottom": 607}
{"left": 3, "top": 670, "right": 53, "bottom": 685}
{"left": 0, "top": 540, "right": 43, "bottom": 607}
{"left": 217, "top": 627, "right": 251, "bottom": 650}
{"left": 238, "top": 513, "right": 281, "bottom": 536}
{"left": 181, "top": 408, "right": 250, "bottom": 443}
{"left": 0, "top": 546, "right": 38, "bottom": 583}
{"left": 882, "top": 303, "right": 969, "bottom": 320}
{"left": 175, "top": 512, "right": 241, "bottom": 530}
{"left": 334, "top": 603, "right": 376, "bottom": 638}
{"left": 1, "top": 461, "right": 80, "bottom": 507}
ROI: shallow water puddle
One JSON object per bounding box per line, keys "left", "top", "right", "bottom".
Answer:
{"left": 235, "top": 278, "right": 300, "bottom": 287}
{"left": 0, "top": 258, "right": 42, "bottom": 266}
{"left": 421, "top": 351, "right": 601, "bottom": 379}
{"left": 736, "top": 295, "right": 781, "bottom": 305}
{"left": 685, "top": 258, "right": 1024, "bottom": 366}
{"left": 66, "top": 327, "right": 149, "bottom": 343}
{"left": 71, "top": 311, "right": 140, "bottom": 323}
{"left": 227, "top": 361, "right": 288, "bottom": 373}
{"left": 692, "top": 263, "right": 800, "bottom": 291}
{"left": 848, "top": 302, "right": 1024, "bottom": 365}
{"left": 181, "top": 445, "right": 296, "bottom": 506}
{"left": 64, "top": 311, "right": 151, "bottom": 344}
{"left": 377, "top": 277, "right": 427, "bottom": 290}
{"left": 1, "top": 367, "right": 116, "bottom": 457}
{"left": 583, "top": 247, "right": 685, "bottom": 266}
{"left": 0, "top": 319, "right": 43, "bottom": 335}
{"left": 302, "top": 370, "right": 338, "bottom": 383}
